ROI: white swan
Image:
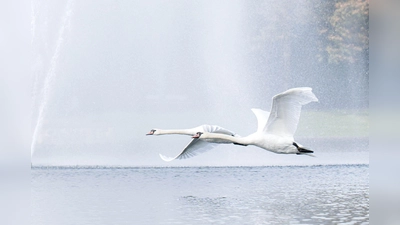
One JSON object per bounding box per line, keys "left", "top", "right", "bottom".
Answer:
{"left": 192, "top": 87, "right": 318, "bottom": 155}
{"left": 146, "top": 124, "right": 239, "bottom": 161}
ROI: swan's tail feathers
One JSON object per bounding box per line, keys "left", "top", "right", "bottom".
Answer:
{"left": 159, "top": 154, "right": 175, "bottom": 162}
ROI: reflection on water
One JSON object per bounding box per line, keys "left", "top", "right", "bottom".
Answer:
{"left": 31, "top": 165, "right": 369, "bottom": 225}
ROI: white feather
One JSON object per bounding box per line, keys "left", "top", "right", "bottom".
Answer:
{"left": 147, "top": 124, "right": 237, "bottom": 161}
{"left": 264, "top": 87, "right": 318, "bottom": 138}
{"left": 251, "top": 108, "right": 270, "bottom": 133}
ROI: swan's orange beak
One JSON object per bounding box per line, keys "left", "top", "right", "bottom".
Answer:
{"left": 192, "top": 133, "right": 201, "bottom": 138}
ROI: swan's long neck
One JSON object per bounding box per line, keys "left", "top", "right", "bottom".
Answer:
{"left": 158, "top": 129, "right": 192, "bottom": 135}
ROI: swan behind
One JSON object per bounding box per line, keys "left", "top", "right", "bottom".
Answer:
{"left": 146, "top": 124, "right": 239, "bottom": 161}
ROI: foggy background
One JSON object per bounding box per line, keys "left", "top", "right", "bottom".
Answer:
{"left": 31, "top": 0, "right": 369, "bottom": 166}
{"left": 0, "top": 0, "right": 384, "bottom": 224}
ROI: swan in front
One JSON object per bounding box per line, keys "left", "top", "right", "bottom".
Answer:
{"left": 192, "top": 87, "right": 318, "bottom": 155}
{"left": 146, "top": 124, "right": 240, "bottom": 161}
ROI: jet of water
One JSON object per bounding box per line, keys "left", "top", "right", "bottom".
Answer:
{"left": 31, "top": 0, "right": 75, "bottom": 159}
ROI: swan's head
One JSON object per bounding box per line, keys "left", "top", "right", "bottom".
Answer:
{"left": 192, "top": 132, "right": 203, "bottom": 138}
{"left": 146, "top": 129, "right": 160, "bottom": 135}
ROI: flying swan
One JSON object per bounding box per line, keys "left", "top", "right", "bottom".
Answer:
{"left": 146, "top": 124, "right": 239, "bottom": 161}
{"left": 193, "top": 87, "right": 318, "bottom": 155}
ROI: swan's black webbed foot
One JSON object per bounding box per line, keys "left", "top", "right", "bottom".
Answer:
{"left": 293, "top": 142, "right": 313, "bottom": 153}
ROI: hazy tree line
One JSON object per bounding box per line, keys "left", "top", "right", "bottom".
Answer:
{"left": 247, "top": 0, "right": 369, "bottom": 109}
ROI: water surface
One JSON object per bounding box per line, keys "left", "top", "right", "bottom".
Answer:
{"left": 31, "top": 165, "right": 369, "bottom": 224}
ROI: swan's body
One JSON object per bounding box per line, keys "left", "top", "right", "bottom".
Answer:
{"left": 193, "top": 87, "right": 318, "bottom": 155}
{"left": 146, "top": 124, "right": 239, "bottom": 161}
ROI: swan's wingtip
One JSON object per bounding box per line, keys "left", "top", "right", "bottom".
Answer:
{"left": 311, "top": 94, "right": 319, "bottom": 102}
{"left": 159, "top": 153, "right": 175, "bottom": 162}
{"left": 302, "top": 87, "right": 319, "bottom": 102}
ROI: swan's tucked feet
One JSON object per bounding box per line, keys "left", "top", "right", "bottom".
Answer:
{"left": 233, "top": 143, "right": 248, "bottom": 146}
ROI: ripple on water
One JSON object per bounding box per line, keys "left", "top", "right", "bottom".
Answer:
{"left": 32, "top": 165, "right": 369, "bottom": 225}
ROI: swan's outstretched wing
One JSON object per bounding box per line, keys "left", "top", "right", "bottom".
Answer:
{"left": 251, "top": 108, "right": 271, "bottom": 133}
{"left": 158, "top": 124, "right": 238, "bottom": 161}
{"left": 264, "top": 87, "right": 318, "bottom": 137}
{"left": 201, "top": 124, "right": 238, "bottom": 136}
{"left": 159, "top": 139, "right": 217, "bottom": 161}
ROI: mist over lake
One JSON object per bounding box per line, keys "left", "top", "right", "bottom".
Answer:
{"left": 31, "top": 0, "right": 368, "bottom": 167}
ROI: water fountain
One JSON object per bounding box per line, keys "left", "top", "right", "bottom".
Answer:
{"left": 31, "top": 0, "right": 368, "bottom": 167}
{"left": 31, "top": 0, "right": 75, "bottom": 158}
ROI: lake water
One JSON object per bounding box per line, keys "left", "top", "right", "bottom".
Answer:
{"left": 31, "top": 165, "right": 369, "bottom": 224}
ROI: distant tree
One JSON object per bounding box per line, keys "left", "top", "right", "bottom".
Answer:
{"left": 315, "top": 0, "right": 369, "bottom": 109}
{"left": 319, "top": 0, "right": 369, "bottom": 64}
{"left": 247, "top": 0, "right": 369, "bottom": 109}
